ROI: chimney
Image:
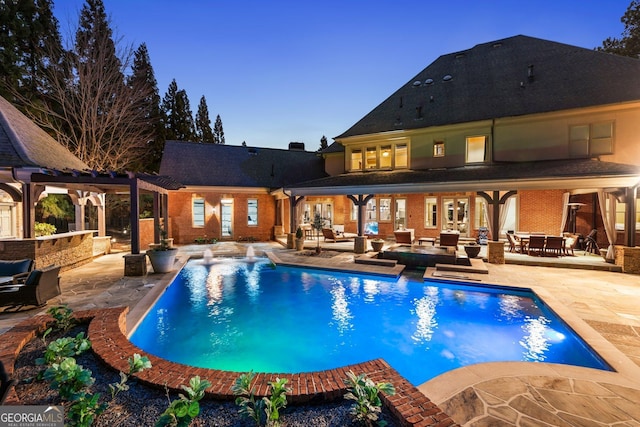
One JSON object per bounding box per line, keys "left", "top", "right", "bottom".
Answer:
{"left": 288, "top": 142, "right": 305, "bottom": 151}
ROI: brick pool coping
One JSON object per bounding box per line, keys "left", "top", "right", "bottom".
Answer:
{"left": 0, "top": 307, "right": 458, "bottom": 427}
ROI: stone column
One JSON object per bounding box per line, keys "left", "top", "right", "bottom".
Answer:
{"left": 487, "top": 241, "right": 505, "bottom": 264}
{"left": 354, "top": 236, "right": 367, "bottom": 254}
{"left": 615, "top": 246, "right": 640, "bottom": 274}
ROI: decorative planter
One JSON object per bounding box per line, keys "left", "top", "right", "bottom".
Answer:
{"left": 464, "top": 244, "right": 481, "bottom": 258}
{"left": 147, "top": 248, "right": 178, "bottom": 273}
{"left": 371, "top": 240, "right": 384, "bottom": 252}
{"left": 295, "top": 238, "right": 305, "bottom": 251}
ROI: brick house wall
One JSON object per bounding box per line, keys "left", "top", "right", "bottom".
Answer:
{"left": 167, "top": 191, "right": 276, "bottom": 245}
{"left": 518, "top": 190, "right": 565, "bottom": 235}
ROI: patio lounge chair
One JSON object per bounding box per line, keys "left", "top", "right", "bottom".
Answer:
{"left": 527, "top": 235, "right": 546, "bottom": 256}
{"left": 1, "top": 360, "right": 16, "bottom": 404}
{"left": 0, "top": 265, "right": 61, "bottom": 310}
{"left": 321, "top": 228, "right": 356, "bottom": 242}
{"left": 439, "top": 232, "right": 460, "bottom": 248}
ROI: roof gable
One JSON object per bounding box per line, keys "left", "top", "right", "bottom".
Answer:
{"left": 159, "top": 141, "right": 327, "bottom": 188}
{"left": 0, "top": 95, "right": 89, "bottom": 171}
{"left": 338, "top": 35, "right": 640, "bottom": 139}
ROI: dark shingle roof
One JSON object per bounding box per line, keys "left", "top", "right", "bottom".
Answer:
{"left": 290, "top": 159, "right": 640, "bottom": 191}
{"left": 0, "top": 95, "right": 89, "bottom": 170}
{"left": 338, "top": 35, "right": 640, "bottom": 139}
{"left": 159, "top": 141, "right": 327, "bottom": 188}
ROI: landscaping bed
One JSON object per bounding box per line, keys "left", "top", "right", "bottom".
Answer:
{"left": 12, "top": 323, "right": 397, "bottom": 426}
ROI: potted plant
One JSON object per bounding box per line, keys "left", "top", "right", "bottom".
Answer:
{"left": 371, "top": 238, "right": 384, "bottom": 252}
{"left": 147, "top": 226, "right": 178, "bottom": 273}
{"left": 464, "top": 241, "right": 481, "bottom": 258}
{"left": 311, "top": 213, "right": 324, "bottom": 254}
{"left": 295, "top": 226, "right": 305, "bottom": 251}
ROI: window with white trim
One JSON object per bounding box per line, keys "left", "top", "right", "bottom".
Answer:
{"left": 247, "top": 199, "right": 258, "bottom": 226}
{"left": 466, "top": 136, "right": 486, "bottom": 163}
{"left": 192, "top": 197, "right": 205, "bottom": 227}
{"left": 569, "top": 122, "right": 613, "bottom": 157}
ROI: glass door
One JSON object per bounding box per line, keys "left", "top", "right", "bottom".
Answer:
{"left": 0, "top": 205, "right": 12, "bottom": 238}
{"left": 394, "top": 198, "right": 406, "bottom": 229}
{"left": 442, "top": 198, "right": 469, "bottom": 236}
{"left": 221, "top": 200, "right": 233, "bottom": 238}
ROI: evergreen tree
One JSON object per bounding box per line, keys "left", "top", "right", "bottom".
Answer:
{"left": 195, "top": 95, "right": 214, "bottom": 143}
{"left": 598, "top": 1, "right": 640, "bottom": 58}
{"left": 76, "top": 0, "right": 124, "bottom": 91}
{"left": 128, "top": 43, "right": 163, "bottom": 171}
{"left": 0, "top": 0, "right": 63, "bottom": 101}
{"left": 318, "top": 135, "right": 328, "bottom": 151}
{"left": 161, "top": 79, "right": 195, "bottom": 141}
{"left": 213, "top": 114, "right": 225, "bottom": 144}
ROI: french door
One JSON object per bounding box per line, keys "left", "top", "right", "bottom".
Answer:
{"left": 221, "top": 200, "right": 233, "bottom": 238}
{"left": 442, "top": 198, "right": 469, "bottom": 236}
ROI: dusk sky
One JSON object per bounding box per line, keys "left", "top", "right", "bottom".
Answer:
{"left": 53, "top": 0, "right": 632, "bottom": 150}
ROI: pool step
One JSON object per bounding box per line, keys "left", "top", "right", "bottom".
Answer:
{"left": 435, "top": 258, "right": 488, "bottom": 274}
{"left": 355, "top": 254, "right": 398, "bottom": 267}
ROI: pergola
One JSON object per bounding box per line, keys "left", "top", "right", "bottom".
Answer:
{"left": 24, "top": 169, "right": 183, "bottom": 254}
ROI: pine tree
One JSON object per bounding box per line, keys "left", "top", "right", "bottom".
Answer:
{"left": 162, "top": 79, "right": 196, "bottom": 141}
{"left": 598, "top": 1, "right": 640, "bottom": 58}
{"left": 128, "top": 43, "right": 163, "bottom": 172}
{"left": 213, "top": 114, "right": 225, "bottom": 144}
{"left": 195, "top": 95, "right": 214, "bottom": 143}
{"left": 318, "top": 135, "right": 328, "bottom": 151}
{"left": 162, "top": 79, "right": 179, "bottom": 140}
{"left": 0, "top": 0, "right": 63, "bottom": 101}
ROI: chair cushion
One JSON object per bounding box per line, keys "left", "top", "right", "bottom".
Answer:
{"left": 24, "top": 270, "right": 42, "bottom": 287}
{"left": 0, "top": 259, "right": 33, "bottom": 276}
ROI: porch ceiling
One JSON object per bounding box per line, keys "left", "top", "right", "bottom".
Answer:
{"left": 284, "top": 158, "right": 640, "bottom": 195}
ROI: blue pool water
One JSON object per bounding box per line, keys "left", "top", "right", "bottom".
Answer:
{"left": 130, "top": 259, "right": 611, "bottom": 385}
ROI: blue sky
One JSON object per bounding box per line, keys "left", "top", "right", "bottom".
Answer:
{"left": 53, "top": 0, "right": 632, "bottom": 150}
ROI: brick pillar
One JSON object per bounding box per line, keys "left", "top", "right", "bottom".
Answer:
{"left": 487, "top": 241, "right": 505, "bottom": 264}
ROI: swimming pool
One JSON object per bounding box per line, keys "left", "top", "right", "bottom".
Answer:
{"left": 129, "top": 258, "right": 611, "bottom": 385}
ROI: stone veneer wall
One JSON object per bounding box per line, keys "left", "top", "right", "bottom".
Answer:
{"left": 615, "top": 246, "right": 640, "bottom": 274}
{"left": 0, "top": 231, "right": 95, "bottom": 271}
{"left": 0, "top": 308, "right": 459, "bottom": 427}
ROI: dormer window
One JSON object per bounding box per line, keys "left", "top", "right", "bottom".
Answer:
{"left": 466, "top": 136, "right": 486, "bottom": 163}
{"left": 348, "top": 142, "right": 409, "bottom": 171}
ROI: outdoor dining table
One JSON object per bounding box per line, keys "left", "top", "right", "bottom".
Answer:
{"left": 515, "top": 234, "right": 567, "bottom": 256}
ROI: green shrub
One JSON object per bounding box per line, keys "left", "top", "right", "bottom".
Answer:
{"left": 67, "top": 393, "right": 107, "bottom": 427}
{"left": 34, "top": 221, "right": 56, "bottom": 237}
{"left": 344, "top": 371, "right": 395, "bottom": 427}
{"left": 108, "top": 353, "right": 152, "bottom": 399}
{"left": 42, "top": 305, "right": 76, "bottom": 343}
{"left": 156, "top": 376, "right": 211, "bottom": 427}
{"left": 232, "top": 371, "right": 290, "bottom": 427}
{"left": 43, "top": 357, "right": 95, "bottom": 401}
{"left": 36, "top": 332, "right": 91, "bottom": 367}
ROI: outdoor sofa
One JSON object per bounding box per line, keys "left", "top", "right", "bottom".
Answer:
{"left": 0, "top": 265, "right": 61, "bottom": 309}
{"left": 321, "top": 228, "right": 357, "bottom": 242}
{"left": 0, "top": 259, "right": 34, "bottom": 284}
